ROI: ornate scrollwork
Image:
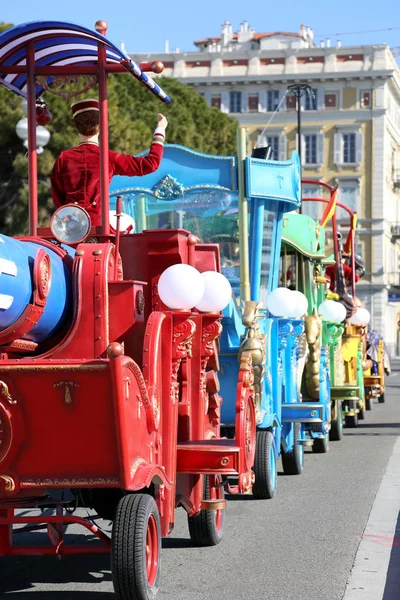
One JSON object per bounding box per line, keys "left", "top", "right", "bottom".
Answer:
{"left": 239, "top": 301, "right": 266, "bottom": 425}
{"left": 152, "top": 175, "right": 184, "bottom": 200}
{"left": 0, "top": 474, "right": 16, "bottom": 492}
{"left": 35, "top": 75, "right": 98, "bottom": 101}
{"left": 304, "top": 310, "right": 322, "bottom": 400}
{"left": 171, "top": 318, "right": 196, "bottom": 405}
{"left": 0, "top": 381, "right": 16, "bottom": 404}
{"left": 53, "top": 381, "right": 79, "bottom": 405}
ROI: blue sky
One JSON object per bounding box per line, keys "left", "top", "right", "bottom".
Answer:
{"left": 2, "top": 0, "right": 399, "bottom": 54}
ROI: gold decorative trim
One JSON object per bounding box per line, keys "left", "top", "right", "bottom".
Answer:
{"left": 35, "top": 75, "right": 98, "bottom": 101}
{"left": 0, "top": 381, "right": 16, "bottom": 404}
{"left": 0, "top": 474, "right": 16, "bottom": 492}
{"left": 20, "top": 477, "right": 119, "bottom": 487}
{"left": 53, "top": 381, "right": 79, "bottom": 405}
{"left": 0, "top": 364, "right": 107, "bottom": 372}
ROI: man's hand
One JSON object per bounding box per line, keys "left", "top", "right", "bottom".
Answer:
{"left": 157, "top": 113, "right": 168, "bottom": 130}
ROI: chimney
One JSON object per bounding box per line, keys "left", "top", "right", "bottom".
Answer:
{"left": 164, "top": 39, "right": 170, "bottom": 53}
{"left": 221, "top": 20, "right": 233, "bottom": 47}
{"left": 300, "top": 24, "right": 306, "bottom": 39}
{"left": 320, "top": 40, "right": 325, "bottom": 48}
{"left": 337, "top": 40, "right": 342, "bottom": 47}
{"left": 326, "top": 38, "right": 331, "bottom": 48}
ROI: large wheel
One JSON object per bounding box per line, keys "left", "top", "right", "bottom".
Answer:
{"left": 281, "top": 423, "right": 304, "bottom": 475}
{"left": 312, "top": 434, "right": 329, "bottom": 453}
{"left": 378, "top": 392, "right": 385, "bottom": 404}
{"left": 111, "top": 494, "right": 161, "bottom": 600}
{"left": 365, "top": 389, "right": 372, "bottom": 411}
{"left": 188, "top": 475, "right": 224, "bottom": 547}
{"left": 358, "top": 401, "right": 365, "bottom": 421}
{"left": 329, "top": 401, "right": 343, "bottom": 442}
{"left": 252, "top": 430, "right": 277, "bottom": 499}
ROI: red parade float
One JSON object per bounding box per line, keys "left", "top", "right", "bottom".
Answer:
{"left": 0, "top": 19, "right": 256, "bottom": 599}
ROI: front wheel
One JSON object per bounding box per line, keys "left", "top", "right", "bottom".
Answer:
{"left": 365, "top": 390, "right": 372, "bottom": 411}
{"left": 188, "top": 475, "right": 224, "bottom": 547}
{"left": 252, "top": 430, "right": 277, "bottom": 499}
{"left": 358, "top": 401, "right": 365, "bottom": 421}
{"left": 281, "top": 423, "right": 304, "bottom": 475}
{"left": 111, "top": 493, "right": 161, "bottom": 600}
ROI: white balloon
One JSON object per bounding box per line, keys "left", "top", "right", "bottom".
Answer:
{"left": 288, "top": 290, "right": 308, "bottom": 318}
{"left": 196, "top": 271, "right": 232, "bottom": 312}
{"left": 158, "top": 264, "right": 204, "bottom": 310}
{"left": 267, "top": 287, "right": 295, "bottom": 317}
{"left": 109, "top": 210, "right": 135, "bottom": 233}
{"left": 318, "top": 299, "right": 344, "bottom": 323}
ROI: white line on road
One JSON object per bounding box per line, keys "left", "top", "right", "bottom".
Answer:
{"left": 342, "top": 436, "right": 400, "bottom": 599}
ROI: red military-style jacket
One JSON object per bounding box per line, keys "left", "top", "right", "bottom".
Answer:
{"left": 50, "top": 141, "right": 164, "bottom": 226}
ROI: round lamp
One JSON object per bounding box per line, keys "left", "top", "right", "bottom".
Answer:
{"left": 267, "top": 287, "right": 294, "bottom": 317}
{"left": 158, "top": 264, "right": 205, "bottom": 310}
{"left": 288, "top": 290, "right": 308, "bottom": 318}
{"left": 109, "top": 210, "right": 135, "bottom": 233}
{"left": 196, "top": 271, "right": 232, "bottom": 312}
{"left": 318, "top": 299, "right": 345, "bottom": 323}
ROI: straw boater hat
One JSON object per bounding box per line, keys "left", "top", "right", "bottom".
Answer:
{"left": 71, "top": 98, "right": 99, "bottom": 118}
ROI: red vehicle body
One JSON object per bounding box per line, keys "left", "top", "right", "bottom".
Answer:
{"left": 0, "top": 19, "right": 255, "bottom": 600}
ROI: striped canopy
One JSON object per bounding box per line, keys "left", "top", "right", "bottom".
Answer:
{"left": 0, "top": 20, "right": 171, "bottom": 103}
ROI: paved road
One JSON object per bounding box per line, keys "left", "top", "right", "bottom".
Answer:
{"left": 1, "top": 369, "right": 399, "bottom": 600}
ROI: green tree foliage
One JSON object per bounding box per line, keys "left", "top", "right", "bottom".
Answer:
{"left": 0, "top": 22, "right": 238, "bottom": 235}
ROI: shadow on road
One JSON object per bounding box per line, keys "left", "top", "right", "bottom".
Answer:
{"left": 1, "top": 593, "right": 114, "bottom": 599}
{"left": 383, "top": 511, "right": 400, "bottom": 599}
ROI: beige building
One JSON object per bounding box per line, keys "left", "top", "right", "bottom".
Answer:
{"left": 130, "top": 21, "right": 400, "bottom": 353}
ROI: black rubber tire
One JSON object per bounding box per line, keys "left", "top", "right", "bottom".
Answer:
{"left": 188, "top": 476, "right": 224, "bottom": 547}
{"left": 358, "top": 401, "right": 365, "bottom": 421}
{"left": 312, "top": 434, "right": 329, "bottom": 453}
{"left": 252, "top": 430, "right": 277, "bottom": 499}
{"left": 329, "top": 402, "right": 343, "bottom": 442}
{"left": 365, "top": 391, "right": 372, "bottom": 411}
{"left": 345, "top": 412, "right": 358, "bottom": 428}
{"left": 378, "top": 392, "right": 385, "bottom": 404}
{"left": 111, "top": 494, "right": 161, "bottom": 600}
{"left": 281, "top": 423, "right": 304, "bottom": 475}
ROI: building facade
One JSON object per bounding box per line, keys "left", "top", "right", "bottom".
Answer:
{"left": 130, "top": 22, "right": 400, "bottom": 353}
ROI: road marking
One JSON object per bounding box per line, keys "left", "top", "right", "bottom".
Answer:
{"left": 343, "top": 436, "right": 400, "bottom": 599}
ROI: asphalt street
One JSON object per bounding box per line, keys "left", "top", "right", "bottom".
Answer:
{"left": 0, "top": 368, "right": 399, "bottom": 600}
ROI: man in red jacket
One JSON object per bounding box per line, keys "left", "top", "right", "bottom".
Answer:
{"left": 50, "top": 98, "right": 168, "bottom": 226}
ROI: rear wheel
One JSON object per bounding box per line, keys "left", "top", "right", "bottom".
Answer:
{"left": 358, "top": 401, "right": 365, "bottom": 421}
{"left": 365, "top": 389, "right": 372, "bottom": 411}
{"left": 281, "top": 423, "right": 304, "bottom": 475}
{"left": 378, "top": 392, "right": 385, "bottom": 404}
{"left": 312, "top": 434, "right": 329, "bottom": 454}
{"left": 111, "top": 493, "right": 161, "bottom": 600}
{"left": 252, "top": 430, "right": 277, "bottom": 499}
{"left": 329, "top": 401, "right": 343, "bottom": 442}
{"left": 188, "top": 475, "right": 224, "bottom": 547}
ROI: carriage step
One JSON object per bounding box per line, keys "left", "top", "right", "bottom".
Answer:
{"left": 281, "top": 402, "right": 323, "bottom": 423}
{"left": 177, "top": 439, "right": 240, "bottom": 475}
{"left": 331, "top": 386, "right": 360, "bottom": 400}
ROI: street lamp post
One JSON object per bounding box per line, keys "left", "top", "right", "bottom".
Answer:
{"left": 286, "top": 83, "right": 315, "bottom": 214}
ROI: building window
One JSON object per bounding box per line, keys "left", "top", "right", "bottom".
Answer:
{"left": 286, "top": 94, "right": 296, "bottom": 110}
{"left": 324, "top": 92, "right": 338, "bottom": 108}
{"left": 343, "top": 133, "right": 356, "bottom": 163}
{"left": 304, "top": 135, "right": 317, "bottom": 164}
{"left": 334, "top": 131, "right": 363, "bottom": 167}
{"left": 211, "top": 95, "right": 221, "bottom": 108}
{"left": 266, "top": 90, "right": 279, "bottom": 112}
{"left": 337, "top": 180, "right": 360, "bottom": 217}
{"left": 266, "top": 136, "right": 279, "bottom": 159}
{"left": 304, "top": 89, "right": 317, "bottom": 110}
{"left": 302, "top": 185, "right": 322, "bottom": 220}
{"left": 229, "top": 91, "right": 242, "bottom": 113}
{"left": 361, "top": 91, "right": 371, "bottom": 108}
{"left": 248, "top": 94, "right": 259, "bottom": 112}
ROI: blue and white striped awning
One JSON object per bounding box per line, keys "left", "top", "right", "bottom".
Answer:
{"left": 0, "top": 21, "right": 171, "bottom": 103}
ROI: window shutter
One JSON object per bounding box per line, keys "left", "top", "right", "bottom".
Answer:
{"left": 278, "top": 135, "right": 287, "bottom": 161}
{"left": 241, "top": 91, "right": 248, "bottom": 113}
{"left": 299, "top": 134, "right": 306, "bottom": 163}
{"left": 278, "top": 89, "right": 286, "bottom": 111}
{"left": 257, "top": 132, "right": 267, "bottom": 146}
{"left": 317, "top": 133, "right": 324, "bottom": 164}
{"left": 355, "top": 132, "right": 363, "bottom": 164}
{"left": 258, "top": 89, "right": 267, "bottom": 112}
{"left": 221, "top": 91, "right": 230, "bottom": 113}
{"left": 317, "top": 88, "right": 325, "bottom": 110}
{"left": 333, "top": 133, "right": 342, "bottom": 164}
{"left": 203, "top": 90, "right": 211, "bottom": 105}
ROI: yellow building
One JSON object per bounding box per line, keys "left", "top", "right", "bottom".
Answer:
{"left": 130, "top": 21, "right": 400, "bottom": 354}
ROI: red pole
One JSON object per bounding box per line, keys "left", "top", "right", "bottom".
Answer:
{"left": 114, "top": 196, "right": 122, "bottom": 280}
{"left": 26, "top": 42, "right": 38, "bottom": 236}
{"left": 351, "top": 225, "right": 356, "bottom": 298}
{"left": 98, "top": 41, "right": 110, "bottom": 235}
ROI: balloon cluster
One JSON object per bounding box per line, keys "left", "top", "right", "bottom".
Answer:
{"left": 158, "top": 264, "right": 232, "bottom": 312}
{"left": 318, "top": 300, "right": 346, "bottom": 323}
{"left": 266, "top": 287, "right": 308, "bottom": 318}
